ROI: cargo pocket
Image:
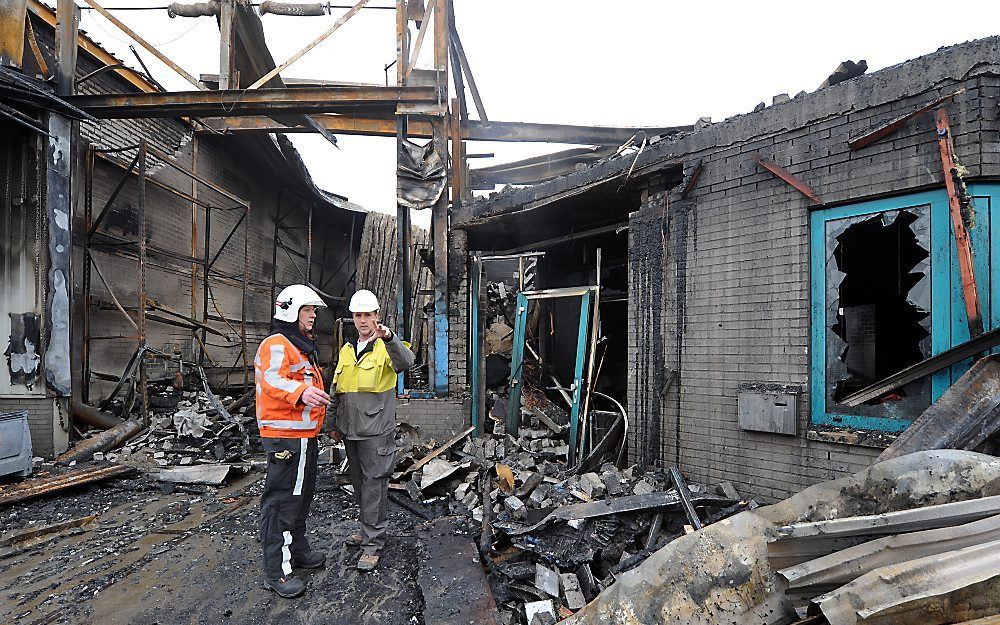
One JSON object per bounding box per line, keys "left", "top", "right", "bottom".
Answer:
{"left": 373, "top": 437, "right": 396, "bottom": 480}
{"left": 356, "top": 359, "right": 383, "bottom": 392}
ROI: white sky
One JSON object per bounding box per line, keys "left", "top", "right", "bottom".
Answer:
{"left": 67, "top": 1, "right": 1000, "bottom": 227}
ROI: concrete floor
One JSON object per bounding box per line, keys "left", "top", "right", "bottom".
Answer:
{"left": 0, "top": 463, "right": 425, "bottom": 625}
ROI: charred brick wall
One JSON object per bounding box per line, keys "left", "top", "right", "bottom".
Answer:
{"left": 627, "top": 37, "right": 1000, "bottom": 501}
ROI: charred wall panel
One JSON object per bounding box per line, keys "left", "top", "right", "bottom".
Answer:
{"left": 1, "top": 121, "right": 45, "bottom": 396}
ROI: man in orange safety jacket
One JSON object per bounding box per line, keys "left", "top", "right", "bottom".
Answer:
{"left": 255, "top": 284, "right": 331, "bottom": 598}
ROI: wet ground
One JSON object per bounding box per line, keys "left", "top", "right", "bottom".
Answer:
{"left": 0, "top": 462, "right": 424, "bottom": 625}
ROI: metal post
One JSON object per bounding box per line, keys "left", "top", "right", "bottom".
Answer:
{"left": 200, "top": 202, "right": 212, "bottom": 367}
{"left": 242, "top": 204, "right": 250, "bottom": 392}
{"left": 191, "top": 135, "right": 199, "bottom": 328}
{"left": 270, "top": 190, "right": 282, "bottom": 307}
{"left": 306, "top": 203, "right": 314, "bottom": 283}
{"left": 43, "top": 0, "right": 78, "bottom": 400}
{"left": 395, "top": 0, "right": 411, "bottom": 387}
{"left": 430, "top": 0, "right": 450, "bottom": 396}
{"left": 82, "top": 146, "right": 94, "bottom": 403}
{"left": 219, "top": 0, "right": 236, "bottom": 89}
{"left": 137, "top": 141, "right": 149, "bottom": 425}
{"left": 936, "top": 108, "right": 984, "bottom": 339}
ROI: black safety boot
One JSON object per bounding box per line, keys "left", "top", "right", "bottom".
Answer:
{"left": 263, "top": 575, "right": 306, "bottom": 598}
{"left": 293, "top": 551, "right": 327, "bottom": 569}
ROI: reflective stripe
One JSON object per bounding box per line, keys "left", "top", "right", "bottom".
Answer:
{"left": 293, "top": 438, "right": 307, "bottom": 496}
{"left": 289, "top": 361, "right": 311, "bottom": 372}
{"left": 264, "top": 343, "right": 302, "bottom": 394}
{"left": 258, "top": 419, "right": 318, "bottom": 430}
{"left": 281, "top": 531, "right": 293, "bottom": 576}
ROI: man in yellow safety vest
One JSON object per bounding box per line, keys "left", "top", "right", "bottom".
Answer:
{"left": 329, "top": 289, "right": 414, "bottom": 571}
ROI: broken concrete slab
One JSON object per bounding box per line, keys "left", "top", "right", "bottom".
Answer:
{"left": 157, "top": 464, "right": 231, "bottom": 485}
{"left": 560, "top": 573, "right": 586, "bottom": 610}
{"left": 524, "top": 599, "right": 555, "bottom": 625}
{"left": 534, "top": 562, "right": 560, "bottom": 598}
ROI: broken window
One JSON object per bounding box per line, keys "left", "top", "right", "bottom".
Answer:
{"left": 824, "top": 206, "right": 933, "bottom": 422}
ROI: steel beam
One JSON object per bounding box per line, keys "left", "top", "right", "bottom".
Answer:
{"left": 839, "top": 326, "right": 1000, "bottom": 407}
{"left": 197, "top": 114, "right": 689, "bottom": 145}
{"left": 67, "top": 86, "right": 439, "bottom": 118}
{"left": 751, "top": 152, "right": 822, "bottom": 204}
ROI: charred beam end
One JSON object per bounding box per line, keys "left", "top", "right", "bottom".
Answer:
{"left": 66, "top": 86, "right": 439, "bottom": 118}
{"left": 751, "top": 152, "right": 822, "bottom": 205}
{"left": 848, "top": 88, "right": 966, "bottom": 151}
{"left": 669, "top": 467, "right": 702, "bottom": 530}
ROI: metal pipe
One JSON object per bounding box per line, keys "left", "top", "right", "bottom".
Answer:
{"left": 71, "top": 400, "right": 123, "bottom": 430}
{"left": 259, "top": 1, "right": 326, "bottom": 16}
{"left": 167, "top": 1, "right": 219, "bottom": 17}
{"left": 56, "top": 419, "right": 143, "bottom": 465}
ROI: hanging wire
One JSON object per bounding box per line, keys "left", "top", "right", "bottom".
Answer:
{"left": 81, "top": 3, "right": 395, "bottom": 10}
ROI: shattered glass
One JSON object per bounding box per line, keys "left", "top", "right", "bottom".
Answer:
{"left": 824, "top": 205, "right": 932, "bottom": 423}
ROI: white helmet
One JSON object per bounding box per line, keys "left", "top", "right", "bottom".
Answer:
{"left": 349, "top": 289, "right": 380, "bottom": 313}
{"left": 274, "top": 284, "right": 326, "bottom": 322}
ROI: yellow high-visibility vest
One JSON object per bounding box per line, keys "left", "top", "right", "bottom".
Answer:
{"left": 333, "top": 338, "right": 407, "bottom": 394}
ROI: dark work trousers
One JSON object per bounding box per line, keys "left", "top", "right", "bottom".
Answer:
{"left": 259, "top": 436, "right": 318, "bottom": 580}
{"left": 344, "top": 431, "right": 396, "bottom": 555}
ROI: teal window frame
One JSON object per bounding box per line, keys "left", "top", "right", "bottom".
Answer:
{"left": 809, "top": 184, "right": 1000, "bottom": 433}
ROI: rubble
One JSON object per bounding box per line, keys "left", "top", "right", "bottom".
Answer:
{"left": 560, "top": 450, "right": 1000, "bottom": 625}
{"left": 391, "top": 410, "right": 746, "bottom": 623}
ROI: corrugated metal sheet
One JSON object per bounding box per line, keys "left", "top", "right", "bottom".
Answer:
{"left": 0, "top": 120, "right": 44, "bottom": 395}
{"left": 779, "top": 513, "right": 1000, "bottom": 596}
{"left": 812, "top": 539, "right": 1000, "bottom": 625}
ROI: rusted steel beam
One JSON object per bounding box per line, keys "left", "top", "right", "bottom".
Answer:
{"left": 936, "top": 107, "right": 984, "bottom": 338}
{"left": 69, "top": 85, "right": 438, "bottom": 118}
{"left": 447, "top": 18, "right": 487, "bottom": 123}
{"left": 849, "top": 88, "right": 965, "bottom": 151}
{"left": 0, "top": 464, "right": 135, "bottom": 507}
{"left": 680, "top": 160, "right": 704, "bottom": 198}
{"left": 198, "top": 114, "right": 688, "bottom": 145}
{"left": 751, "top": 153, "right": 822, "bottom": 204}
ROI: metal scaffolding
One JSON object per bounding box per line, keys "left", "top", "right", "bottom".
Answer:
{"left": 82, "top": 138, "right": 251, "bottom": 423}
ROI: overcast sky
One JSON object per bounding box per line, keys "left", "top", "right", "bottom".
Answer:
{"left": 69, "top": 1, "right": 1000, "bottom": 226}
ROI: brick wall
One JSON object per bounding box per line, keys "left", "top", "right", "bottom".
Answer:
{"left": 626, "top": 38, "right": 1000, "bottom": 502}
{"left": 0, "top": 396, "right": 65, "bottom": 458}
{"left": 397, "top": 397, "right": 470, "bottom": 443}
{"left": 448, "top": 228, "right": 469, "bottom": 394}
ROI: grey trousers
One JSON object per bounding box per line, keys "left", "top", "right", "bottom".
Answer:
{"left": 344, "top": 431, "right": 396, "bottom": 555}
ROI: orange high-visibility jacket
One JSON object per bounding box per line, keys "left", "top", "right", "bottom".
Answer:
{"left": 254, "top": 333, "right": 325, "bottom": 438}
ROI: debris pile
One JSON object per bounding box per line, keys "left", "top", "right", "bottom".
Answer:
{"left": 561, "top": 450, "right": 1000, "bottom": 625}
{"left": 77, "top": 380, "right": 253, "bottom": 469}
{"left": 392, "top": 414, "right": 751, "bottom": 624}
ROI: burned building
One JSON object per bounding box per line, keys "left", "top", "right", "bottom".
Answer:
{"left": 1, "top": 0, "right": 365, "bottom": 458}
{"left": 458, "top": 36, "right": 1000, "bottom": 502}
